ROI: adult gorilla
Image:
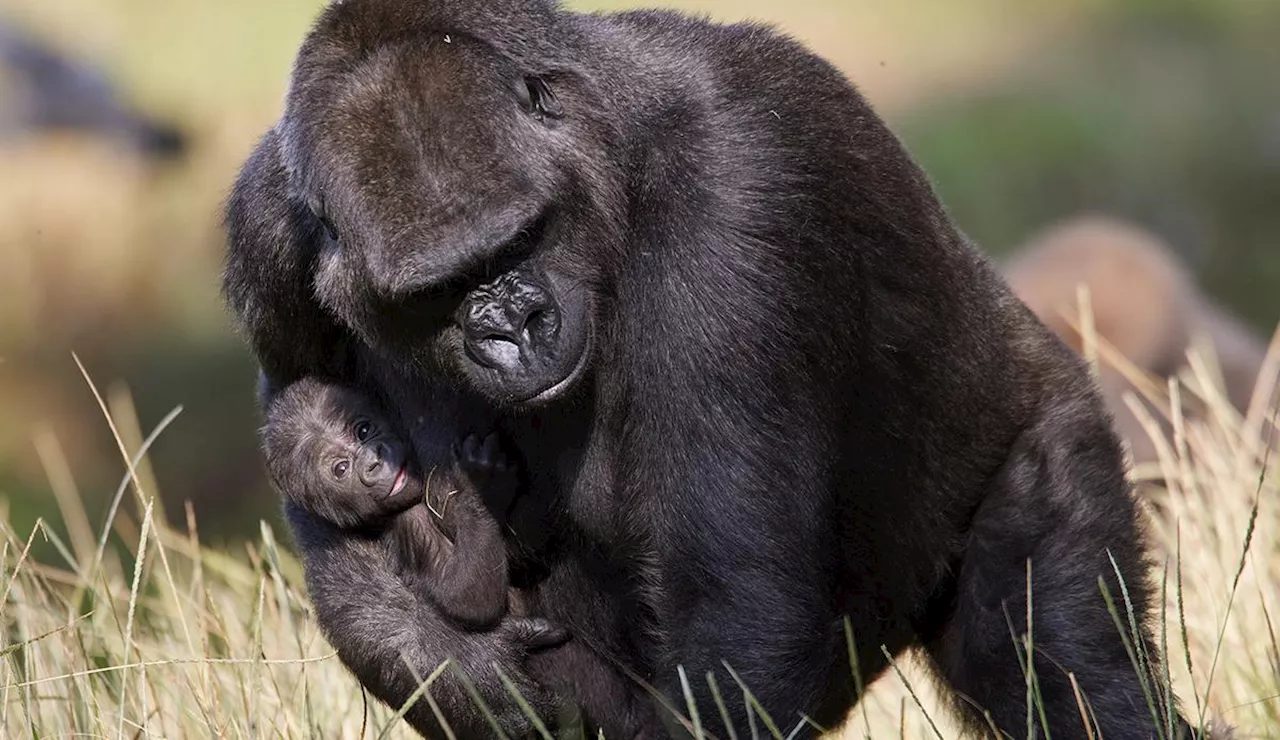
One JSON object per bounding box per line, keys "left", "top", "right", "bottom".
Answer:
{"left": 224, "top": 0, "right": 1199, "bottom": 737}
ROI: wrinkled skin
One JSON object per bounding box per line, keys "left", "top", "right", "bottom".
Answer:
{"left": 223, "top": 1, "right": 1208, "bottom": 738}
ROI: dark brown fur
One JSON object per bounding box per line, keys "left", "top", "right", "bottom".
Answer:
{"left": 262, "top": 378, "right": 523, "bottom": 629}
{"left": 263, "top": 377, "right": 664, "bottom": 738}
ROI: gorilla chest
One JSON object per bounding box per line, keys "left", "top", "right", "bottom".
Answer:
{"left": 506, "top": 415, "right": 637, "bottom": 556}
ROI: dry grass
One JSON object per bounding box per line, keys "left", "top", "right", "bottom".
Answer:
{"left": 1, "top": 1, "right": 1275, "bottom": 736}
{"left": 2, "top": 332, "right": 1277, "bottom": 738}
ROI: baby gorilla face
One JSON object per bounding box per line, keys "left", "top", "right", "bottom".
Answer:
{"left": 264, "top": 379, "right": 424, "bottom": 528}
{"left": 315, "top": 396, "right": 413, "bottom": 501}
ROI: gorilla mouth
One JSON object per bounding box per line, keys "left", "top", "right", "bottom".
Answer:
{"left": 389, "top": 465, "right": 408, "bottom": 497}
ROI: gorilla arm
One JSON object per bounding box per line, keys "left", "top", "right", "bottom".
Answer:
{"left": 398, "top": 485, "right": 511, "bottom": 631}
{"left": 286, "top": 503, "right": 564, "bottom": 739}
{"left": 607, "top": 223, "right": 852, "bottom": 736}
{"left": 223, "top": 132, "right": 568, "bottom": 737}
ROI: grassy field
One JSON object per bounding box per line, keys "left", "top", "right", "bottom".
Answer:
{"left": 3, "top": 335, "right": 1277, "bottom": 738}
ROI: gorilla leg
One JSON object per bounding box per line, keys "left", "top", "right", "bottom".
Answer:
{"left": 526, "top": 639, "right": 669, "bottom": 740}
{"left": 923, "top": 403, "right": 1185, "bottom": 739}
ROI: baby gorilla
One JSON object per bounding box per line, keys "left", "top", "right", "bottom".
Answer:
{"left": 263, "top": 378, "right": 665, "bottom": 738}
{"left": 262, "top": 377, "right": 534, "bottom": 632}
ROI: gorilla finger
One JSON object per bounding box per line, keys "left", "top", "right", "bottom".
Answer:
{"left": 481, "top": 432, "right": 501, "bottom": 464}
{"left": 508, "top": 617, "right": 570, "bottom": 651}
{"left": 463, "top": 434, "right": 481, "bottom": 460}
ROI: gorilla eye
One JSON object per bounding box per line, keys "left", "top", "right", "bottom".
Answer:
{"left": 354, "top": 421, "right": 372, "bottom": 441}
{"left": 332, "top": 460, "right": 350, "bottom": 479}
{"left": 518, "top": 76, "right": 563, "bottom": 121}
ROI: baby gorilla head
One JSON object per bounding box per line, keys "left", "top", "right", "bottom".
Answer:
{"left": 262, "top": 378, "right": 423, "bottom": 529}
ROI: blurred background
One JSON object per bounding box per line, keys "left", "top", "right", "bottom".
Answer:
{"left": 1, "top": 0, "right": 1277, "bottom": 558}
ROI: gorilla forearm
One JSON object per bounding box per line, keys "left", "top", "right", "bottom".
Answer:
{"left": 397, "top": 494, "right": 509, "bottom": 630}
{"left": 617, "top": 391, "right": 853, "bottom": 734}
{"left": 286, "top": 505, "right": 559, "bottom": 738}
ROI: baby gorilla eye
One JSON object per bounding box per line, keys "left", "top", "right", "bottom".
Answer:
{"left": 331, "top": 460, "right": 350, "bottom": 479}
{"left": 354, "top": 421, "right": 373, "bottom": 441}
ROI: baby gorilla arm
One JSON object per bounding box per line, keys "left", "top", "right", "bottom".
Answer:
{"left": 421, "top": 433, "right": 520, "bottom": 630}
{"left": 286, "top": 503, "right": 566, "bottom": 739}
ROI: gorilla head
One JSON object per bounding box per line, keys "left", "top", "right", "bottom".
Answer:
{"left": 275, "top": 0, "right": 622, "bottom": 406}
{"left": 262, "top": 378, "right": 422, "bottom": 528}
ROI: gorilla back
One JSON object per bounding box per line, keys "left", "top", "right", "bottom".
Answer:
{"left": 224, "top": 0, "right": 1199, "bottom": 737}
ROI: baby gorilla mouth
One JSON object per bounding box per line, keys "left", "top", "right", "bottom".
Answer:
{"left": 389, "top": 464, "right": 408, "bottom": 497}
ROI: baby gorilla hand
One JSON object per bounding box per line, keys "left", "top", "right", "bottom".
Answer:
{"left": 454, "top": 432, "right": 518, "bottom": 492}
{"left": 431, "top": 432, "right": 521, "bottom": 538}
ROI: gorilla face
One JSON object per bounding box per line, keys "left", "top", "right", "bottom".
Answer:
{"left": 279, "top": 16, "right": 619, "bottom": 407}
{"left": 263, "top": 379, "right": 423, "bottom": 529}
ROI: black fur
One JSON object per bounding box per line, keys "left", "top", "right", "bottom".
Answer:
{"left": 261, "top": 377, "right": 665, "bottom": 738}
{"left": 224, "top": 1, "right": 1201, "bottom": 738}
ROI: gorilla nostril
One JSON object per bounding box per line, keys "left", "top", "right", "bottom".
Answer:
{"left": 522, "top": 307, "right": 558, "bottom": 339}
{"left": 524, "top": 309, "right": 547, "bottom": 334}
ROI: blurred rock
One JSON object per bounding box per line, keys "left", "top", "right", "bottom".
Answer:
{"left": 0, "top": 20, "right": 186, "bottom": 161}
{"left": 1003, "top": 214, "right": 1271, "bottom": 468}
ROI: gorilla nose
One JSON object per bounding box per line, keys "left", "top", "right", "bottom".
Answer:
{"left": 361, "top": 443, "right": 390, "bottom": 480}
{"left": 463, "top": 272, "right": 561, "bottom": 368}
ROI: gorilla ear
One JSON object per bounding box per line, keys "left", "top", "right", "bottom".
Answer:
{"left": 514, "top": 75, "right": 563, "bottom": 121}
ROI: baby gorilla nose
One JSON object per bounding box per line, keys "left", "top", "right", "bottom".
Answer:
{"left": 462, "top": 270, "right": 561, "bottom": 369}
{"left": 358, "top": 441, "right": 394, "bottom": 486}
